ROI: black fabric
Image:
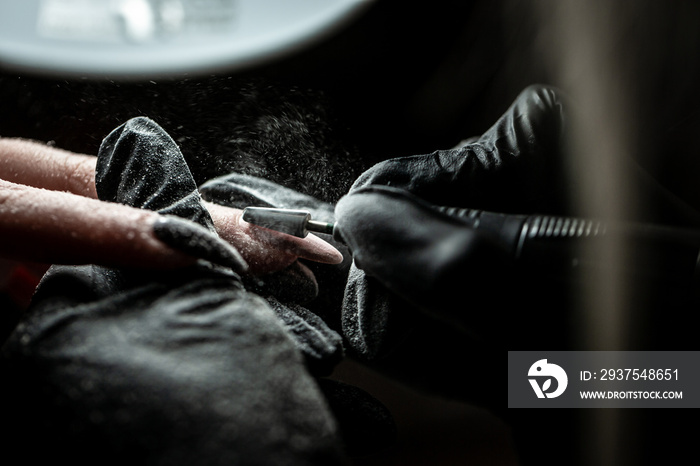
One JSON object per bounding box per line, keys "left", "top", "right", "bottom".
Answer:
{"left": 0, "top": 117, "right": 393, "bottom": 465}
{"left": 96, "top": 117, "right": 215, "bottom": 229}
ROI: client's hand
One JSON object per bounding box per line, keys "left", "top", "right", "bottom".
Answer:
{"left": 204, "top": 201, "right": 342, "bottom": 275}
{"left": 0, "top": 137, "right": 341, "bottom": 274}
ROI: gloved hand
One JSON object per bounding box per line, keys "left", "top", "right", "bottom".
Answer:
{"left": 335, "top": 84, "right": 700, "bottom": 407}
{"left": 335, "top": 85, "right": 570, "bottom": 359}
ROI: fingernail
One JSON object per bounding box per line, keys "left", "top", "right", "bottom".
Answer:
{"left": 153, "top": 216, "right": 249, "bottom": 273}
{"left": 304, "top": 234, "right": 345, "bottom": 265}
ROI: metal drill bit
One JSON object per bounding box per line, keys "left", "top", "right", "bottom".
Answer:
{"left": 242, "top": 206, "right": 335, "bottom": 238}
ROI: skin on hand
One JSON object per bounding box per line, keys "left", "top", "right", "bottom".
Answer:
{"left": 0, "top": 178, "right": 197, "bottom": 269}
{"left": 0, "top": 137, "right": 343, "bottom": 275}
{"left": 204, "top": 201, "right": 343, "bottom": 275}
{"left": 0, "top": 138, "right": 98, "bottom": 199}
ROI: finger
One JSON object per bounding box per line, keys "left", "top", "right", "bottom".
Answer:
{"left": 0, "top": 137, "right": 98, "bottom": 198}
{"left": 205, "top": 201, "right": 343, "bottom": 275}
{"left": 0, "top": 180, "right": 245, "bottom": 270}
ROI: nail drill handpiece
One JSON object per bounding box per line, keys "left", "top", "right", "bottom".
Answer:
{"left": 243, "top": 205, "right": 700, "bottom": 286}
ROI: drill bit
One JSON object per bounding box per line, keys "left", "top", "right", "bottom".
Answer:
{"left": 242, "top": 206, "right": 336, "bottom": 238}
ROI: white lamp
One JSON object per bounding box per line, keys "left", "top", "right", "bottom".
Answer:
{"left": 0, "top": 0, "right": 374, "bottom": 78}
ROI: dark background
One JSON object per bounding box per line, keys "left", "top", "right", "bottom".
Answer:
{"left": 3, "top": 1, "right": 700, "bottom": 465}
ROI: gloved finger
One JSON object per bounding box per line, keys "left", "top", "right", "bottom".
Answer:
{"left": 348, "top": 85, "right": 568, "bottom": 214}
{"left": 0, "top": 179, "right": 246, "bottom": 271}
{"left": 335, "top": 185, "right": 511, "bottom": 326}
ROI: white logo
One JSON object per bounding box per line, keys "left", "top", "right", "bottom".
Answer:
{"left": 528, "top": 359, "right": 568, "bottom": 398}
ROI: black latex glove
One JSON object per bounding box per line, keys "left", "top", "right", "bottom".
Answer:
{"left": 342, "top": 85, "right": 568, "bottom": 214}
{"left": 335, "top": 84, "right": 700, "bottom": 408}
{"left": 335, "top": 85, "right": 569, "bottom": 360}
